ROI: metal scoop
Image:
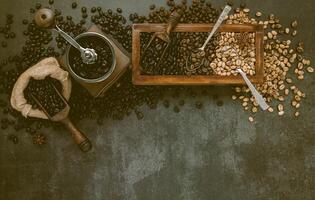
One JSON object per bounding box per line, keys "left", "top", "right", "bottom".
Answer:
{"left": 35, "top": 8, "right": 97, "bottom": 64}
{"left": 142, "top": 10, "right": 181, "bottom": 68}
{"left": 30, "top": 80, "right": 92, "bottom": 152}
{"left": 237, "top": 69, "right": 269, "bottom": 111}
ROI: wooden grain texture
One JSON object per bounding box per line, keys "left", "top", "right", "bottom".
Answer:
{"left": 132, "top": 23, "right": 264, "bottom": 85}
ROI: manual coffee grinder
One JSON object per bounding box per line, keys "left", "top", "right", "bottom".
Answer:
{"left": 34, "top": 8, "right": 130, "bottom": 97}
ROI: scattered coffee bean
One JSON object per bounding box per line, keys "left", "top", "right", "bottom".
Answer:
{"left": 9, "top": 32, "right": 15, "bottom": 38}
{"left": 35, "top": 3, "right": 41, "bottom": 9}
{"left": 117, "top": 8, "right": 122, "bottom": 13}
{"left": 82, "top": 13, "right": 88, "bottom": 19}
{"left": 136, "top": 111, "right": 144, "bottom": 120}
{"left": 178, "top": 100, "right": 185, "bottom": 106}
{"left": 216, "top": 100, "right": 224, "bottom": 107}
{"left": 163, "top": 100, "right": 170, "bottom": 108}
{"left": 72, "top": 2, "right": 78, "bottom": 9}
{"left": 8, "top": 134, "right": 19, "bottom": 144}
{"left": 150, "top": 4, "right": 156, "bottom": 10}
{"left": 173, "top": 106, "right": 180, "bottom": 113}
{"left": 22, "top": 19, "right": 28, "bottom": 25}
{"left": 81, "top": 6, "right": 87, "bottom": 12}
{"left": 1, "top": 41, "right": 7, "bottom": 48}
{"left": 195, "top": 101, "right": 203, "bottom": 109}
{"left": 91, "top": 7, "right": 97, "bottom": 13}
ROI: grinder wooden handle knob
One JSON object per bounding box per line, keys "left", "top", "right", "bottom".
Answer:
{"left": 35, "top": 8, "right": 56, "bottom": 29}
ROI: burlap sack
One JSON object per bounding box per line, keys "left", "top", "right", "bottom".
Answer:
{"left": 10, "top": 57, "right": 72, "bottom": 119}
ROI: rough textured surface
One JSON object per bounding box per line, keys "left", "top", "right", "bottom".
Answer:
{"left": 0, "top": 0, "right": 314, "bottom": 200}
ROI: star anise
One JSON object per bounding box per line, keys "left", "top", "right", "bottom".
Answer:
{"left": 33, "top": 133, "right": 46, "bottom": 145}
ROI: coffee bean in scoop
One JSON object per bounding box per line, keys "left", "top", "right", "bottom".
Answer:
{"left": 24, "top": 77, "right": 66, "bottom": 117}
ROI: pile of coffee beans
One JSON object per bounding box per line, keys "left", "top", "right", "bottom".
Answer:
{"left": 140, "top": 32, "right": 218, "bottom": 76}
{"left": 179, "top": 32, "right": 218, "bottom": 76}
{"left": 0, "top": 0, "right": 313, "bottom": 142}
{"left": 140, "top": 33, "right": 182, "bottom": 75}
{"left": 69, "top": 35, "right": 113, "bottom": 79}
{"left": 24, "top": 77, "right": 65, "bottom": 117}
{"left": 140, "top": 30, "right": 256, "bottom": 76}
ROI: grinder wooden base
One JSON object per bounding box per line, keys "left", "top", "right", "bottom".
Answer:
{"left": 60, "top": 25, "right": 131, "bottom": 97}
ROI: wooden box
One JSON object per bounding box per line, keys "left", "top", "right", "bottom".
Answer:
{"left": 132, "top": 24, "right": 264, "bottom": 85}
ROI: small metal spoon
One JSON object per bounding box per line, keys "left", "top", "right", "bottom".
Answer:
{"left": 35, "top": 8, "right": 97, "bottom": 65}
{"left": 237, "top": 69, "right": 269, "bottom": 111}
{"left": 187, "top": 5, "right": 232, "bottom": 67}
{"left": 199, "top": 5, "right": 232, "bottom": 52}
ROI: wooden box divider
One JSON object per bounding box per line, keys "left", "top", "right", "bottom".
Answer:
{"left": 132, "top": 23, "right": 264, "bottom": 85}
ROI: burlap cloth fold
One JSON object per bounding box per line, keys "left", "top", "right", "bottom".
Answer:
{"left": 11, "top": 57, "right": 72, "bottom": 119}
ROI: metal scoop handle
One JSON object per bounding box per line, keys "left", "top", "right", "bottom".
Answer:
{"left": 200, "top": 5, "right": 232, "bottom": 51}
{"left": 237, "top": 69, "right": 269, "bottom": 111}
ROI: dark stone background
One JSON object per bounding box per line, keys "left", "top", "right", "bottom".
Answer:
{"left": 0, "top": 0, "right": 314, "bottom": 199}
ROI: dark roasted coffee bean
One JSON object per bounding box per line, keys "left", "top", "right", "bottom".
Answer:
{"left": 82, "top": 13, "right": 88, "bottom": 18}
{"left": 178, "top": 100, "right": 185, "bottom": 106}
{"left": 1, "top": 123, "right": 8, "bottom": 130}
{"left": 150, "top": 4, "right": 156, "bottom": 10}
{"left": 195, "top": 101, "right": 203, "bottom": 109}
{"left": 240, "top": 0, "right": 246, "bottom": 8}
{"left": 117, "top": 8, "right": 122, "bottom": 13}
{"left": 72, "top": 2, "right": 77, "bottom": 9}
{"left": 91, "top": 7, "right": 97, "bottom": 13}
{"left": 9, "top": 32, "right": 15, "bottom": 38}
{"left": 136, "top": 111, "right": 144, "bottom": 120}
{"left": 173, "top": 106, "right": 180, "bottom": 113}
{"left": 163, "top": 100, "right": 170, "bottom": 108}
{"left": 8, "top": 135, "right": 19, "bottom": 144}
{"left": 6, "top": 14, "right": 13, "bottom": 20}
{"left": 81, "top": 6, "right": 87, "bottom": 12}
{"left": 1, "top": 41, "right": 8, "bottom": 48}
{"left": 216, "top": 100, "right": 224, "bottom": 107}
{"left": 35, "top": 3, "right": 41, "bottom": 9}
{"left": 22, "top": 19, "right": 28, "bottom": 25}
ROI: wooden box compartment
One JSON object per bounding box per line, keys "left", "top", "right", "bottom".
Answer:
{"left": 132, "top": 24, "right": 264, "bottom": 85}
